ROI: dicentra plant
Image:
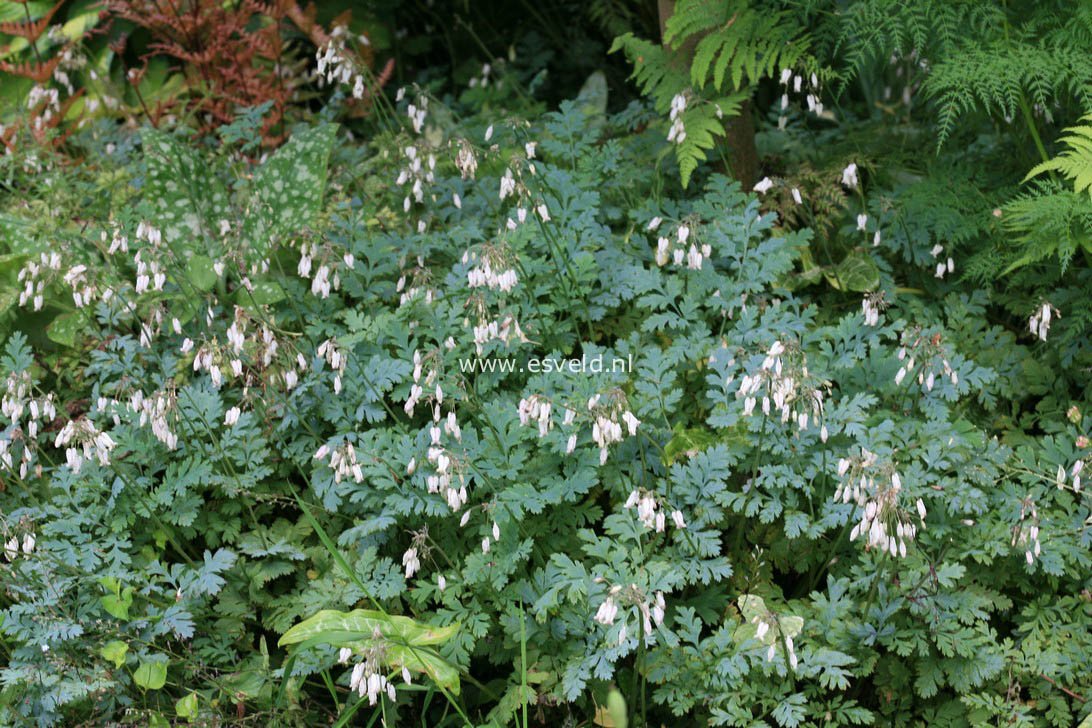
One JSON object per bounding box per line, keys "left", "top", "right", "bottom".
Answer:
{"left": 0, "top": 22, "right": 1090, "bottom": 728}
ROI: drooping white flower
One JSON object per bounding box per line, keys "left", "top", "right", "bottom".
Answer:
{"left": 841, "top": 163, "right": 858, "bottom": 188}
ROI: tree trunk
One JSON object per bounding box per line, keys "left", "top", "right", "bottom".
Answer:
{"left": 657, "top": 0, "right": 759, "bottom": 190}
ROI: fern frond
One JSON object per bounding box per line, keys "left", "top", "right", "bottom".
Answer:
{"left": 1026, "top": 114, "right": 1092, "bottom": 200}
{"left": 665, "top": 0, "right": 809, "bottom": 92}
{"left": 924, "top": 43, "right": 1092, "bottom": 148}
{"left": 0, "top": 0, "right": 63, "bottom": 40}
{"left": 610, "top": 32, "right": 746, "bottom": 187}
{"left": 1001, "top": 180, "right": 1092, "bottom": 273}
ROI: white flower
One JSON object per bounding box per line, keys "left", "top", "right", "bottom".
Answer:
{"left": 856, "top": 214, "right": 868, "bottom": 231}
{"left": 525, "top": 142, "right": 537, "bottom": 158}
{"left": 647, "top": 216, "right": 662, "bottom": 231}
{"left": 841, "top": 162, "right": 858, "bottom": 188}
{"left": 402, "top": 547, "right": 420, "bottom": 578}
{"left": 753, "top": 177, "right": 774, "bottom": 194}
{"left": 594, "top": 595, "right": 619, "bottom": 625}
{"left": 671, "top": 510, "right": 686, "bottom": 529}
{"left": 484, "top": 124, "right": 494, "bottom": 141}
{"left": 224, "top": 407, "right": 241, "bottom": 426}
{"left": 791, "top": 188, "right": 802, "bottom": 205}
{"left": 492, "top": 521, "right": 500, "bottom": 541}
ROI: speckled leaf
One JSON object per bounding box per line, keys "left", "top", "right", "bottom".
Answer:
{"left": 46, "top": 312, "right": 82, "bottom": 348}
{"left": 244, "top": 123, "right": 337, "bottom": 252}
{"left": 141, "top": 128, "right": 231, "bottom": 247}
{"left": 825, "top": 250, "right": 880, "bottom": 292}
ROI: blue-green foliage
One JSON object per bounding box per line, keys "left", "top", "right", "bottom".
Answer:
{"left": 0, "top": 82, "right": 1090, "bottom": 728}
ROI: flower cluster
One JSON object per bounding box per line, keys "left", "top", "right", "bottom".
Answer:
{"left": 929, "top": 244, "right": 955, "bottom": 279}
{"left": 337, "top": 628, "right": 407, "bottom": 706}
{"left": 1012, "top": 495, "right": 1042, "bottom": 565}
{"left": 133, "top": 222, "right": 166, "bottom": 295}
{"left": 667, "top": 93, "right": 687, "bottom": 144}
{"left": 425, "top": 412, "right": 469, "bottom": 512}
{"left": 623, "top": 488, "right": 686, "bottom": 532}
{"left": 893, "top": 330, "right": 958, "bottom": 391}
{"left": 587, "top": 392, "right": 640, "bottom": 465}
{"left": 130, "top": 388, "right": 179, "bottom": 449}
{"left": 736, "top": 341, "right": 827, "bottom": 437}
{"left": 3, "top": 531, "right": 35, "bottom": 561}
{"left": 396, "top": 254, "right": 437, "bottom": 307}
{"left": 1056, "top": 459, "right": 1083, "bottom": 493}
{"left": 861, "top": 292, "right": 887, "bottom": 327}
{"left": 1028, "top": 301, "right": 1059, "bottom": 342}
{"left": 317, "top": 338, "right": 347, "bottom": 394}
{"left": 17, "top": 251, "right": 62, "bottom": 311}
{"left": 777, "top": 68, "right": 825, "bottom": 129}
{"left": 517, "top": 395, "right": 554, "bottom": 437}
{"left": 593, "top": 582, "right": 667, "bottom": 645}
{"left": 314, "top": 441, "right": 364, "bottom": 484}
{"left": 54, "top": 417, "right": 116, "bottom": 474}
{"left": 397, "top": 142, "right": 437, "bottom": 216}
{"left": 1, "top": 371, "right": 56, "bottom": 478}
{"left": 397, "top": 87, "right": 429, "bottom": 134}
{"left": 316, "top": 35, "right": 370, "bottom": 99}
{"left": 835, "top": 450, "right": 925, "bottom": 559}
{"left": 651, "top": 218, "right": 710, "bottom": 270}
{"left": 402, "top": 528, "right": 429, "bottom": 578}
{"left": 454, "top": 138, "right": 478, "bottom": 179}
{"left": 299, "top": 242, "right": 355, "bottom": 299}
{"left": 468, "top": 62, "right": 493, "bottom": 89}
{"left": 465, "top": 244, "right": 519, "bottom": 292}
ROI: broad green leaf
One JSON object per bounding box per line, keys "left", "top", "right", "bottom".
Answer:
{"left": 46, "top": 313, "right": 83, "bottom": 348}
{"left": 0, "top": 287, "right": 17, "bottom": 318}
{"left": 279, "top": 609, "right": 459, "bottom": 648}
{"left": 246, "top": 280, "right": 285, "bottom": 306}
{"left": 186, "top": 255, "right": 218, "bottom": 292}
{"left": 662, "top": 423, "right": 718, "bottom": 466}
{"left": 141, "top": 128, "right": 231, "bottom": 246}
{"left": 279, "top": 609, "right": 461, "bottom": 693}
{"left": 592, "top": 687, "right": 628, "bottom": 728}
{"left": 576, "top": 71, "right": 609, "bottom": 118}
{"left": 101, "top": 585, "right": 134, "bottom": 620}
{"left": 385, "top": 643, "right": 462, "bottom": 694}
{"left": 778, "top": 615, "right": 804, "bottom": 639}
{"left": 737, "top": 594, "right": 766, "bottom": 622}
{"left": 133, "top": 659, "right": 168, "bottom": 690}
{"left": 825, "top": 251, "right": 879, "bottom": 292}
{"left": 100, "top": 640, "right": 129, "bottom": 669}
{"left": 243, "top": 123, "right": 337, "bottom": 252}
{"left": 175, "top": 692, "right": 198, "bottom": 720}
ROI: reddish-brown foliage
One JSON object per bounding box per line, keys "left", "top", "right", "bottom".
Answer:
{"left": 102, "top": 0, "right": 381, "bottom": 146}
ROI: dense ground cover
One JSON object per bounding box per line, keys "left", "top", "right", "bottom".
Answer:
{"left": 0, "top": 1, "right": 1091, "bottom": 726}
